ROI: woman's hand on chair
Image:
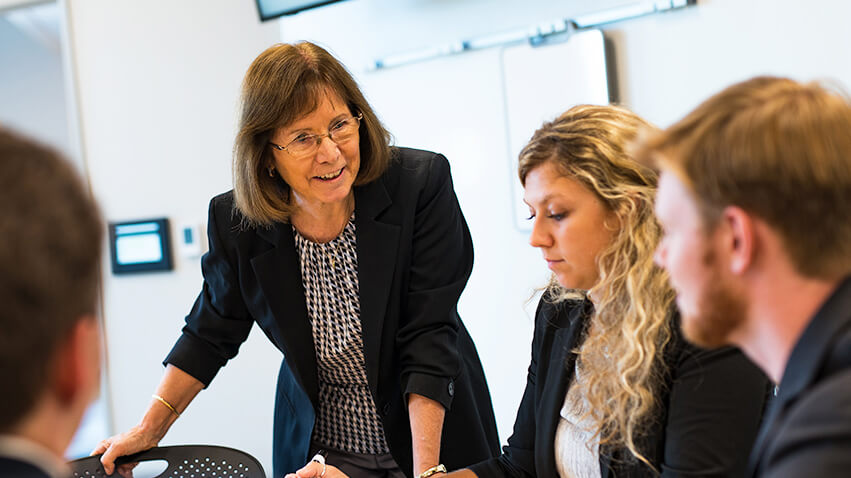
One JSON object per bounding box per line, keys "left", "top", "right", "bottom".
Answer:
{"left": 92, "top": 425, "right": 159, "bottom": 477}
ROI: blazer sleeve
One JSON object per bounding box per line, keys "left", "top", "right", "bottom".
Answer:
{"left": 163, "top": 194, "right": 254, "bottom": 386}
{"left": 467, "top": 299, "right": 551, "bottom": 478}
{"left": 659, "top": 342, "right": 770, "bottom": 477}
{"left": 398, "top": 153, "right": 474, "bottom": 409}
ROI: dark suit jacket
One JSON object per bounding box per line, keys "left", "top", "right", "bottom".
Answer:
{"left": 0, "top": 457, "right": 52, "bottom": 478}
{"left": 748, "top": 276, "right": 851, "bottom": 477}
{"left": 469, "top": 297, "right": 770, "bottom": 478}
{"left": 165, "top": 148, "right": 499, "bottom": 477}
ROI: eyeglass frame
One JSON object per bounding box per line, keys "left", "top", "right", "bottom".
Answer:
{"left": 268, "top": 112, "right": 363, "bottom": 158}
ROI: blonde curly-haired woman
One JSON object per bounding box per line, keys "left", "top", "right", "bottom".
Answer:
{"left": 466, "top": 104, "right": 770, "bottom": 477}
{"left": 295, "top": 104, "right": 770, "bottom": 478}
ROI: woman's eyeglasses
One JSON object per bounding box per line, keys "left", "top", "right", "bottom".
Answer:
{"left": 269, "top": 113, "right": 363, "bottom": 159}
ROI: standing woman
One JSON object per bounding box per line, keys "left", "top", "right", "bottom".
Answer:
{"left": 298, "top": 105, "right": 769, "bottom": 478}
{"left": 95, "top": 42, "right": 499, "bottom": 478}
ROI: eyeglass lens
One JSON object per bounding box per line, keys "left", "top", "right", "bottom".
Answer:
{"left": 286, "top": 115, "right": 360, "bottom": 157}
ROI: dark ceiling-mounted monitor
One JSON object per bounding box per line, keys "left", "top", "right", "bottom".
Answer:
{"left": 255, "top": 0, "right": 349, "bottom": 21}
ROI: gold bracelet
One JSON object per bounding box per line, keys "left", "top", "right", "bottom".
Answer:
{"left": 418, "top": 464, "right": 447, "bottom": 478}
{"left": 152, "top": 394, "right": 181, "bottom": 417}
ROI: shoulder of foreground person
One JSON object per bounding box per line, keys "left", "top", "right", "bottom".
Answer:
{"left": 759, "top": 368, "right": 851, "bottom": 476}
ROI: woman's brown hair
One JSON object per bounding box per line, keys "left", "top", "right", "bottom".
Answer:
{"left": 233, "top": 42, "right": 392, "bottom": 227}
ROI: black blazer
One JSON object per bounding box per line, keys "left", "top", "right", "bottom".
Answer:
{"left": 469, "top": 297, "right": 770, "bottom": 478}
{"left": 165, "top": 148, "right": 499, "bottom": 477}
{"left": 748, "top": 276, "right": 851, "bottom": 477}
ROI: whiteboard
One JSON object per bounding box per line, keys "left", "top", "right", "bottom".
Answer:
{"left": 502, "top": 29, "right": 610, "bottom": 229}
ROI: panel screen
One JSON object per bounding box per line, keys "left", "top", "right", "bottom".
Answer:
{"left": 109, "top": 218, "right": 172, "bottom": 274}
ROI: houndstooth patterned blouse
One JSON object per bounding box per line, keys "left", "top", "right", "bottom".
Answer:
{"left": 293, "top": 215, "right": 391, "bottom": 455}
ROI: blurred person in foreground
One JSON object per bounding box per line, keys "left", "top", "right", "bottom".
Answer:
{"left": 644, "top": 76, "right": 851, "bottom": 477}
{"left": 293, "top": 105, "right": 770, "bottom": 478}
{"left": 0, "top": 128, "right": 103, "bottom": 478}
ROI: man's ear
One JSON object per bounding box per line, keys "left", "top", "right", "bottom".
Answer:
{"left": 720, "top": 206, "right": 756, "bottom": 276}
{"left": 53, "top": 316, "right": 101, "bottom": 405}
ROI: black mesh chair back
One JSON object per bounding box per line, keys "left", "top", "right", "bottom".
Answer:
{"left": 68, "top": 445, "right": 266, "bottom": 478}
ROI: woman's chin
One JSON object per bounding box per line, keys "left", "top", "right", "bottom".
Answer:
{"left": 309, "top": 181, "right": 354, "bottom": 205}
{"left": 553, "top": 273, "right": 573, "bottom": 289}
{"left": 554, "top": 273, "right": 596, "bottom": 292}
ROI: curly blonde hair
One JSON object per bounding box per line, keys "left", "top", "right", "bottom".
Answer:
{"left": 519, "top": 104, "right": 676, "bottom": 469}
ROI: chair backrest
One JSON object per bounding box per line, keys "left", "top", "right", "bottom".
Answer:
{"left": 68, "top": 445, "right": 266, "bottom": 478}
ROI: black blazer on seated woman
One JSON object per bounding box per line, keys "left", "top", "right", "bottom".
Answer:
{"left": 163, "top": 148, "right": 499, "bottom": 477}
{"left": 469, "top": 296, "right": 771, "bottom": 478}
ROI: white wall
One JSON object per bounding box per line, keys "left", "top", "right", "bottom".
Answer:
{"left": 277, "top": 0, "right": 851, "bottom": 131}
{"left": 610, "top": 0, "right": 851, "bottom": 126}
{"left": 65, "top": 0, "right": 851, "bottom": 473}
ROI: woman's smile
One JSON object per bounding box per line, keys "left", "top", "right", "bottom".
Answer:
{"left": 313, "top": 167, "right": 345, "bottom": 182}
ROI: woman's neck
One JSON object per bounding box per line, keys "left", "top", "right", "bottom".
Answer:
{"left": 291, "top": 194, "right": 354, "bottom": 243}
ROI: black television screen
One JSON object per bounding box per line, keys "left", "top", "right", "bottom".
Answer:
{"left": 256, "top": 0, "right": 348, "bottom": 21}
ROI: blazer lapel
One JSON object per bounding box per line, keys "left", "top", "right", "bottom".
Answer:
{"left": 252, "top": 223, "right": 319, "bottom": 407}
{"left": 354, "top": 178, "right": 400, "bottom": 393}
{"left": 537, "top": 302, "right": 590, "bottom": 477}
{"left": 537, "top": 334, "right": 571, "bottom": 477}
